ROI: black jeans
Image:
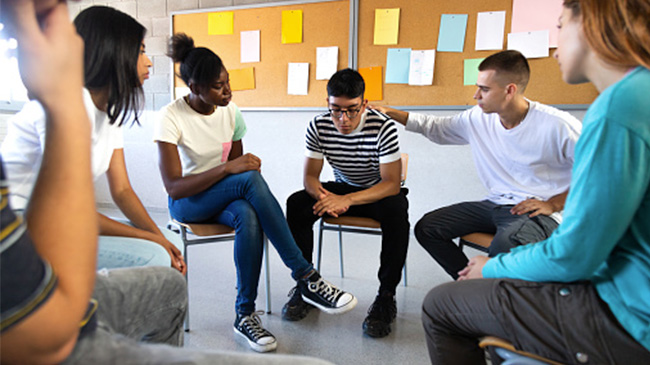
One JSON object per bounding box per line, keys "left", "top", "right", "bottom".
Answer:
{"left": 414, "top": 200, "right": 558, "bottom": 279}
{"left": 422, "top": 279, "right": 650, "bottom": 364}
{"left": 286, "top": 182, "right": 409, "bottom": 295}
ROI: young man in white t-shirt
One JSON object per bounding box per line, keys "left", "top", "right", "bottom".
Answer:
{"left": 372, "top": 50, "right": 582, "bottom": 279}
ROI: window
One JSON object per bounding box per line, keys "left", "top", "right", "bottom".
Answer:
{"left": 0, "top": 22, "right": 28, "bottom": 111}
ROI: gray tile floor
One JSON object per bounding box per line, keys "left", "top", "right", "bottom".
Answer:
{"left": 101, "top": 207, "right": 486, "bottom": 365}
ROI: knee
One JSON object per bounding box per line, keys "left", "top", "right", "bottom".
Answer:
{"left": 230, "top": 201, "right": 261, "bottom": 231}
{"left": 286, "top": 190, "right": 312, "bottom": 216}
{"left": 422, "top": 282, "right": 455, "bottom": 321}
{"left": 414, "top": 216, "right": 438, "bottom": 244}
{"left": 150, "top": 267, "right": 188, "bottom": 309}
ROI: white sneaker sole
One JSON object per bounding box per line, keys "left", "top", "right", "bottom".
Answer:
{"left": 233, "top": 327, "right": 278, "bottom": 353}
{"left": 303, "top": 295, "right": 358, "bottom": 315}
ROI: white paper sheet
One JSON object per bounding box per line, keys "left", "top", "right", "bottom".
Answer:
{"left": 507, "top": 30, "right": 549, "bottom": 59}
{"left": 240, "top": 30, "right": 260, "bottom": 63}
{"left": 408, "top": 49, "right": 436, "bottom": 86}
{"left": 316, "top": 46, "right": 339, "bottom": 80}
{"left": 287, "top": 62, "right": 309, "bottom": 95}
{"left": 475, "top": 11, "right": 506, "bottom": 51}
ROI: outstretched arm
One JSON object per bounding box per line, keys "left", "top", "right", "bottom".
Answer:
{"left": 1, "top": 1, "right": 97, "bottom": 363}
{"left": 367, "top": 105, "right": 409, "bottom": 126}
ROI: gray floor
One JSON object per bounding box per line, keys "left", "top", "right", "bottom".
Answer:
{"left": 100, "top": 207, "right": 486, "bottom": 365}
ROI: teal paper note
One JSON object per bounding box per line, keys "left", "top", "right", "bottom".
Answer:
{"left": 385, "top": 48, "right": 411, "bottom": 84}
{"left": 464, "top": 58, "right": 485, "bottom": 85}
{"left": 437, "top": 14, "right": 468, "bottom": 52}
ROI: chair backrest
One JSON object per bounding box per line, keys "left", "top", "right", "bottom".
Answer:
{"left": 400, "top": 153, "right": 409, "bottom": 186}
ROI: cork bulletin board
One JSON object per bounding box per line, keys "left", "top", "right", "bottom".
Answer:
{"left": 172, "top": 0, "right": 598, "bottom": 107}
{"left": 357, "top": 0, "right": 598, "bottom": 106}
{"left": 172, "top": 0, "right": 349, "bottom": 108}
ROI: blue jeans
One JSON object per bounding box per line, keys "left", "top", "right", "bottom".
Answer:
{"left": 97, "top": 223, "right": 184, "bottom": 270}
{"left": 169, "top": 171, "right": 313, "bottom": 315}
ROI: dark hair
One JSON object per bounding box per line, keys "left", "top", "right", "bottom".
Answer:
{"left": 168, "top": 33, "right": 224, "bottom": 88}
{"left": 74, "top": 6, "right": 146, "bottom": 126}
{"left": 478, "top": 50, "right": 531, "bottom": 91}
{"left": 327, "top": 68, "right": 365, "bottom": 99}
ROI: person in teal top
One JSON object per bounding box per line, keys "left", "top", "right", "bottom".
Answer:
{"left": 421, "top": 0, "right": 650, "bottom": 364}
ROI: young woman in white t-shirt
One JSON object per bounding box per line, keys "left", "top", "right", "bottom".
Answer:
{"left": 1, "top": 6, "right": 186, "bottom": 274}
{"left": 155, "top": 33, "right": 357, "bottom": 353}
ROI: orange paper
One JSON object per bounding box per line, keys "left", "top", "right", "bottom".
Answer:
{"left": 229, "top": 67, "right": 255, "bottom": 91}
{"left": 359, "top": 66, "right": 383, "bottom": 101}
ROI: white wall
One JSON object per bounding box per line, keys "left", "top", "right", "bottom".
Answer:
{"left": 97, "top": 107, "right": 585, "bottom": 224}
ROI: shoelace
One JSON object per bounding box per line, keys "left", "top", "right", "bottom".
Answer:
{"left": 307, "top": 278, "right": 342, "bottom": 303}
{"left": 367, "top": 297, "right": 396, "bottom": 321}
{"left": 239, "top": 311, "right": 272, "bottom": 341}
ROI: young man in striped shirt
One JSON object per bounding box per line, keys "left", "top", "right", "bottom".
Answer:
{"left": 284, "top": 68, "right": 409, "bottom": 338}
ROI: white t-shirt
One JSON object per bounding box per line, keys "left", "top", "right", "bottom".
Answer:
{"left": 406, "top": 101, "right": 582, "bottom": 221}
{"left": 0, "top": 89, "right": 123, "bottom": 209}
{"left": 153, "top": 98, "right": 246, "bottom": 176}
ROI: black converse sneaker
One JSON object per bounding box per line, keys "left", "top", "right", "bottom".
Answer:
{"left": 362, "top": 292, "right": 397, "bottom": 338}
{"left": 282, "top": 285, "right": 315, "bottom": 321}
{"left": 298, "top": 271, "right": 357, "bottom": 314}
{"left": 233, "top": 311, "right": 277, "bottom": 352}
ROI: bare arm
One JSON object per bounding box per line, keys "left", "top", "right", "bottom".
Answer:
{"left": 157, "top": 140, "right": 260, "bottom": 200}
{"left": 1, "top": 1, "right": 97, "bottom": 363}
{"left": 312, "top": 159, "right": 402, "bottom": 217}
{"left": 367, "top": 105, "right": 409, "bottom": 126}
{"left": 103, "top": 149, "right": 186, "bottom": 273}
{"left": 303, "top": 157, "right": 325, "bottom": 200}
{"left": 106, "top": 149, "right": 162, "bottom": 234}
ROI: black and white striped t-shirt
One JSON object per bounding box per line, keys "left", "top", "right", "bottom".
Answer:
{"left": 305, "top": 109, "right": 401, "bottom": 187}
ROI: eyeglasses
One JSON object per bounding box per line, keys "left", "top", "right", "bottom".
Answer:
{"left": 329, "top": 107, "right": 362, "bottom": 119}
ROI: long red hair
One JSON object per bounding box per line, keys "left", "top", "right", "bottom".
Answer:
{"left": 563, "top": 0, "right": 650, "bottom": 69}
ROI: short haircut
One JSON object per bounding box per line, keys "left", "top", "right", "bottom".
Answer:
{"left": 327, "top": 68, "right": 365, "bottom": 99}
{"left": 74, "top": 6, "right": 146, "bottom": 126}
{"left": 168, "top": 33, "right": 224, "bottom": 89}
{"left": 478, "top": 50, "right": 531, "bottom": 92}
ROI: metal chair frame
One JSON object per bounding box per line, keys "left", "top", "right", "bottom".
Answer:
{"left": 168, "top": 220, "right": 271, "bottom": 331}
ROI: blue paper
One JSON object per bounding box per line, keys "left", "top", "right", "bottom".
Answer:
{"left": 385, "top": 48, "right": 411, "bottom": 84}
{"left": 437, "top": 14, "right": 468, "bottom": 52}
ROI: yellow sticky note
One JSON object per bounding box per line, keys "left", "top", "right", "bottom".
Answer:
{"left": 374, "top": 8, "right": 400, "bottom": 45}
{"left": 208, "top": 12, "right": 234, "bottom": 35}
{"left": 359, "top": 66, "right": 383, "bottom": 101}
{"left": 229, "top": 67, "right": 255, "bottom": 91}
{"left": 282, "top": 10, "right": 303, "bottom": 44}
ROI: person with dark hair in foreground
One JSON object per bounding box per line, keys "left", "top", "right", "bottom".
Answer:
{"left": 372, "top": 50, "right": 582, "bottom": 279}
{"left": 285, "top": 68, "right": 410, "bottom": 338}
{"left": 0, "top": 2, "right": 333, "bottom": 364}
{"left": 421, "top": 0, "right": 650, "bottom": 363}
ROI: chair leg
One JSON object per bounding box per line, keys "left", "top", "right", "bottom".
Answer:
{"left": 338, "top": 226, "right": 344, "bottom": 278}
{"left": 263, "top": 236, "right": 272, "bottom": 314}
{"left": 181, "top": 227, "right": 190, "bottom": 332}
{"left": 316, "top": 219, "right": 324, "bottom": 272}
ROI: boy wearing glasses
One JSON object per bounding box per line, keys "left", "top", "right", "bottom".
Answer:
{"left": 283, "top": 68, "right": 409, "bottom": 339}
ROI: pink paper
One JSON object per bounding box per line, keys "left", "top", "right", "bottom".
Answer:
{"left": 511, "top": 0, "right": 563, "bottom": 47}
